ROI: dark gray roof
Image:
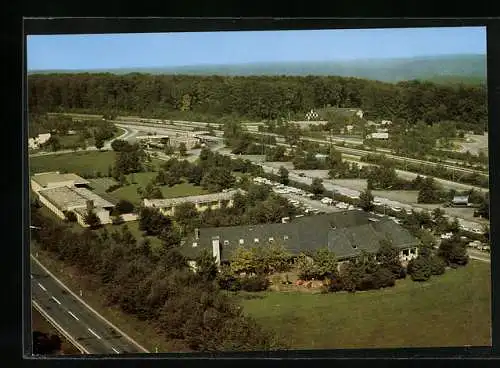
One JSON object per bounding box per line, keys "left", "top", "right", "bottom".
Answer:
{"left": 181, "top": 211, "right": 419, "bottom": 261}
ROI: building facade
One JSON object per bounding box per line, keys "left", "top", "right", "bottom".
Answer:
{"left": 182, "top": 211, "right": 420, "bottom": 269}
{"left": 32, "top": 172, "right": 115, "bottom": 227}
{"left": 28, "top": 133, "right": 51, "bottom": 150}
{"left": 142, "top": 189, "right": 244, "bottom": 217}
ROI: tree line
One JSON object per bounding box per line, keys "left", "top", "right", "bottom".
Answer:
{"left": 30, "top": 200, "right": 284, "bottom": 352}
{"left": 28, "top": 73, "right": 487, "bottom": 130}
{"left": 261, "top": 118, "right": 487, "bottom": 168}
{"left": 361, "top": 154, "right": 489, "bottom": 188}
{"left": 29, "top": 114, "right": 116, "bottom": 152}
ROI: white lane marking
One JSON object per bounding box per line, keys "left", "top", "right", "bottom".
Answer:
{"left": 38, "top": 283, "right": 47, "bottom": 291}
{"left": 68, "top": 310, "right": 79, "bottom": 321}
{"left": 112, "top": 347, "right": 120, "bottom": 354}
{"left": 51, "top": 296, "right": 61, "bottom": 305}
{"left": 88, "top": 328, "right": 102, "bottom": 339}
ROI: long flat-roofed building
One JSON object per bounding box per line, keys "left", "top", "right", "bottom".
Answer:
{"left": 143, "top": 189, "right": 244, "bottom": 216}
{"left": 31, "top": 171, "right": 90, "bottom": 193}
{"left": 36, "top": 185, "right": 115, "bottom": 227}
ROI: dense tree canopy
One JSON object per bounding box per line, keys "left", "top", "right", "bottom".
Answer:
{"left": 29, "top": 74, "right": 487, "bottom": 131}
{"left": 31, "top": 205, "right": 282, "bottom": 352}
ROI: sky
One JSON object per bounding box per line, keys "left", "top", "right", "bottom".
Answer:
{"left": 27, "top": 26, "right": 486, "bottom": 71}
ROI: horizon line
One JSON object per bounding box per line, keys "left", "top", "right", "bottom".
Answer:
{"left": 27, "top": 52, "right": 486, "bottom": 72}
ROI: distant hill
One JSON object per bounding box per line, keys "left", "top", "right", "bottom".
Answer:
{"left": 29, "top": 54, "right": 486, "bottom": 85}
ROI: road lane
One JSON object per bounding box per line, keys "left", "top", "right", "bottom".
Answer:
{"left": 467, "top": 249, "right": 491, "bottom": 263}
{"left": 31, "top": 257, "right": 148, "bottom": 354}
{"left": 32, "top": 281, "right": 106, "bottom": 353}
{"left": 31, "top": 270, "right": 122, "bottom": 354}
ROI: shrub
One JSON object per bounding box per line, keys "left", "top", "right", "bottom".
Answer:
{"left": 216, "top": 267, "right": 242, "bottom": 291}
{"left": 429, "top": 256, "right": 446, "bottom": 275}
{"left": 239, "top": 275, "right": 270, "bottom": 292}
{"left": 106, "top": 184, "right": 122, "bottom": 193}
{"left": 372, "top": 267, "right": 396, "bottom": 289}
{"left": 64, "top": 211, "right": 77, "bottom": 223}
{"left": 407, "top": 257, "right": 432, "bottom": 282}
{"left": 115, "top": 199, "right": 135, "bottom": 214}
{"left": 358, "top": 275, "right": 376, "bottom": 291}
{"left": 328, "top": 277, "right": 344, "bottom": 292}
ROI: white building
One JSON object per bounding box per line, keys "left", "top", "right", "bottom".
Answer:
{"left": 31, "top": 171, "right": 90, "bottom": 193}
{"left": 31, "top": 171, "right": 117, "bottom": 227}
{"left": 36, "top": 186, "right": 115, "bottom": 227}
{"left": 28, "top": 133, "right": 51, "bottom": 150}
{"left": 367, "top": 132, "right": 389, "bottom": 140}
{"left": 143, "top": 189, "right": 245, "bottom": 217}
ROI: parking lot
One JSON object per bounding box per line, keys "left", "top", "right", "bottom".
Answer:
{"left": 253, "top": 176, "right": 349, "bottom": 215}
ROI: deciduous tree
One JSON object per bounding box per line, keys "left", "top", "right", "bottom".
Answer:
{"left": 83, "top": 209, "right": 101, "bottom": 229}
{"left": 278, "top": 166, "right": 289, "bottom": 185}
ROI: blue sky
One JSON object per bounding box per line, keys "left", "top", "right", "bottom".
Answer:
{"left": 27, "top": 26, "right": 486, "bottom": 71}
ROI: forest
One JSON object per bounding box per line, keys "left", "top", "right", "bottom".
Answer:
{"left": 28, "top": 74, "right": 487, "bottom": 131}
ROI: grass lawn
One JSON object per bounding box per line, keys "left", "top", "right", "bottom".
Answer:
{"left": 111, "top": 174, "right": 208, "bottom": 206}
{"left": 238, "top": 261, "right": 491, "bottom": 350}
{"left": 87, "top": 178, "right": 120, "bottom": 204}
{"left": 58, "top": 134, "right": 84, "bottom": 148}
{"left": 29, "top": 151, "right": 116, "bottom": 177}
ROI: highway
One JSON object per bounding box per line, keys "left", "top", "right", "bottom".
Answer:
{"left": 51, "top": 112, "right": 488, "bottom": 175}
{"left": 467, "top": 249, "right": 490, "bottom": 263}
{"left": 34, "top": 115, "right": 489, "bottom": 232}
{"left": 31, "top": 255, "right": 149, "bottom": 355}
{"left": 29, "top": 126, "right": 138, "bottom": 158}
{"left": 115, "top": 119, "right": 488, "bottom": 176}
{"left": 251, "top": 131, "right": 489, "bottom": 175}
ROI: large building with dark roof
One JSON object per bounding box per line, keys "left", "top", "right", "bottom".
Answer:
{"left": 182, "top": 210, "right": 420, "bottom": 269}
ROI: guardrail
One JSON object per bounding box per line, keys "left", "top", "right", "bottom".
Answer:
{"left": 32, "top": 300, "right": 89, "bottom": 355}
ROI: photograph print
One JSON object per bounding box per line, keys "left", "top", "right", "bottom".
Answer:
{"left": 26, "top": 23, "right": 491, "bottom": 356}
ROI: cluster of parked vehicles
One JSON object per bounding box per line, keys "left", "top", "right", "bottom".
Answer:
{"left": 467, "top": 240, "right": 490, "bottom": 252}
{"left": 253, "top": 176, "right": 313, "bottom": 197}
{"left": 252, "top": 177, "right": 333, "bottom": 215}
